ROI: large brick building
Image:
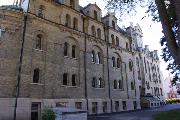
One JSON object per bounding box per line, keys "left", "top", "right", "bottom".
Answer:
{"left": 0, "top": 0, "right": 165, "bottom": 119}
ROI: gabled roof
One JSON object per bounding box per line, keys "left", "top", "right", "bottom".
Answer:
{"left": 102, "top": 13, "right": 117, "bottom": 20}
{"left": 82, "top": 3, "right": 101, "bottom": 11}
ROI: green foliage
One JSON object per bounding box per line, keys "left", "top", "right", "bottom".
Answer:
{"left": 166, "top": 99, "right": 180, "bottom": 104}
{"left": 42, "top": 109, "right": 56, "bottom": 120}
{"left": 104, "top": 0, "right": 180, "bottom": 84}
{"left": 154, "top": 110, "right": 180, "bottom": 120}
{"left": 104, "top": 0, "right": 157, "bottom": 21}
{"left": 160, "top": 1, "right": 180, "bottom": 85}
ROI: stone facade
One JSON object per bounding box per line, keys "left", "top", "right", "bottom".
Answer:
{"left": 0, "top": 0, "right": 165, "bottom": 119}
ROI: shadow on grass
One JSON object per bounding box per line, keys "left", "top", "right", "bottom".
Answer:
{"left": 154, "top": 110, "right": 180, "bottom": 120}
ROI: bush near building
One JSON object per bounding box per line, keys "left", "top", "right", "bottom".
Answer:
{"left": 42, "top": 109, "right": 56, "bottom": 120}
{"left": 166, "top": 99, "right": 180, "bottom": 104}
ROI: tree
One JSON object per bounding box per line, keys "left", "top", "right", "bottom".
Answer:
{"left": 104, "top": 0, "right": 180, "bottom": 83}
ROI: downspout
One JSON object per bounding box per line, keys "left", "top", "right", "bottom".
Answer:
{"left": 13, "top": 2, "right": 30, "bottom": 120}
{"left": 104, "top": 26, "right": 112, "bottom": 112}
{"left": 83, "top": 16, "right": 88, "bottom": 112}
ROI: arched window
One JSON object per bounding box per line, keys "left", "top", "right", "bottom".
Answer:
{"left": 91, "top": 50, "right": 95, "bottom": 62}
{"left": 70, "top": 0, "right": 75, "bottom": 8}
{"left": 97, "top": 28, "right": 101, "bottom": 39}
{"left": 117, "top": 58, "right": 121, "bottom": 68}
{"left": 119, "top": 80, "right": 123, "bottom": 89}
{"left": 98, "top": 78, "right": 104, "bottom": 88}
{"left": 111, "top": 35, "right": 115, "bottom": 45}
{"left": 35, "top": 34, "right": 43, "bottom": 50}
{"left": 38, "top": 5, "right": 45, "bottom": 18}
{"left": 94, "top": 10, "right": 98, "bottom": 20}
{"left": 144, "top": 57, "right": 147, "bottom": 73}
{"left": 91, "top": 26, "right": 96, "bottom": 36}
{"left": 112, "top": 20, "right": 115, "bottom": 29}
{"left": 63, "top": 73, "right": 68, "bottom": 85}
{"left": 114, "top": 80, "right": 117, "bottom": 89}
{"left": 92, "top": 77, "right": 96, "bottom": 88}
{"left": 151, "top": 87, "right": 153, "bottom": 94}
{"left": 126, "top": 42, "right": 129, "bottom": 50}
{"left": 73, "top": 18, "right": 78, "bottom": 30}
{"left": 154, "top": 87, "right": 156, "bottom": 96}
{"left": 65, "top": 14, "right": 71, "bottom": 27}
{"left": 129, "top": 60, "right": 133, "bottom": 71}
{"left": 116, "top": 36, "right": 119, "bottom": 46}
{"left": 64, "top": 42, "right": 69, "bottom": 56}
{"left": 160, "top": 88, "right": 163, "bottom": 96}
{"left": 112, "top": 57, "right": 116, "bottom": 67}
{"left": 72, "top": 74, "right": 76, "bottom": 86}
{"left": 97, "top": 52, "right": 101, "bottom": 64}
{"left": 136, "top": 58, "right": 139, "bottom": 66}
{"left": 72, "top": 45, "right": 76, "bottom": 58}
{"left": 33, "top": 68, "right": 40, "bottom": 83}
{"left": 131, "top": 82, "right": 135, "bottom": 90}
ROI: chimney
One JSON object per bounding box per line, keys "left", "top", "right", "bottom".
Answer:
{"left": 145, "top": 45, "right": 149, "bottom": 51}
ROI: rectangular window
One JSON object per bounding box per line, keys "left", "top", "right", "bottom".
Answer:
{"left": 151, "top": 103, "right": 153, "bottom": 107}
{"left": 33, "top": 68, "right": 40, "bottom": 83}
{"left": 122, "top": 101, "right": 127, "bottom": 110}
{"left": 63, "top": 73, "right": 68, "bottom": 85}
{"left": 75, "top": 102, "right": 82, "bottom": 109}
{"left": 102, "top": 102, "right": 107, "bottom": 113}
{"left": 133, "top": 101, "right": 137, "bottom": 110}
{"left": 119, "top": 80, "right": 123, "bottom": 90}
{"left": 72, "top": 74, "right": 77, "bottom": 86}
{"left": 31, "top": 102, "right": 41, "bottom": 120}
{"left": 115, "top": 101, "right": 119, "bottom": 112}
{"left": 56, "top": 102, "right": 68, "bottom": 107}
{"left": 92, "top": 102, "right": 98, "bottom": 114}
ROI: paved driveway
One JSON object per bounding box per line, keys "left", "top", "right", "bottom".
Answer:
{"left": 88, "top": 104, "right": 180, "bottom": 120}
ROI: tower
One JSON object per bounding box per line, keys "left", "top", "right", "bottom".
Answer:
{"left": 126, "top": 23, "right": 143, "bottom": 51}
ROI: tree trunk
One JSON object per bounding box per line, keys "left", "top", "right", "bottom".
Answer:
{"left": 173, "top": 0, "right": 180, "bottom": 64}
{"left": 155, "top": 0, "right": 180, "bottom": 65}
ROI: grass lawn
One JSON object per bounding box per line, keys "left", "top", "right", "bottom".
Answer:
{"left": 154, "top": 110, "right": 180, "bottom": 120}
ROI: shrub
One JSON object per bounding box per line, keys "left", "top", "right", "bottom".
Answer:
{"left": 42, "top": 109, "right": 56, "bottom": 120}
{"left": 166, "top": 99, "right": 180, "bottom": 104}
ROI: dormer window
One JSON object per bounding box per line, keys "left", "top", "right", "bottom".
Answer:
{"left": 73, "top": 17, "right": 78, "bottom": 30}
{"left": 97, "top": 28, "right": 101, "bottom": 39}
{"left": 70, "top": 0, "right": 75, "bottom": 9}
{"left": 38, "top": 5, "right": 45, "bottom": 18}
{"left": 91, "top": 26, "right": 96, "bottom": 36}
{"left": 112, "top": 20, "right": 115, "bottom": 29}
{"left": 94, "top": 10, "right": 98, "bottom": 20}
{"left": 35, "top": 34, "right": 43, "bottom": 50}
{"left": 65, "top": 14, "right": 71, "bottom": 27}
{"left": 111, "top": 35, "right": 115, "bottom": 45}
{"left": 116, "top": 37, "right": 119, "bottom": 46}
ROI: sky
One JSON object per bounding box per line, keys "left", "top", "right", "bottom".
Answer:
{"left": 0, "top": 0, "right": 170, "bottom": 78}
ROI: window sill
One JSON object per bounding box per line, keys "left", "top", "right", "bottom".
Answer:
{"left": 92, "top": 62, "right": 103, "bottom": 65}
{"left": 63, "top": 56, "right": 78, "bottom": 60}
{"left": 33, "top": 48, "right": 44, "bottom": 52}
{"left": 113, "top": 89, "right": 124, "bottom": 91}
{"left": 92, "top": 87, "right": 105, "bottom": 90}
{"left": 112, "top": 67, "right": 121, "bottom": 70}
{"left": 61, "top": 85, "right": 80, "bottom": 88}
{"left": 30, "top": 83, "right": 44, "bottom": 86}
